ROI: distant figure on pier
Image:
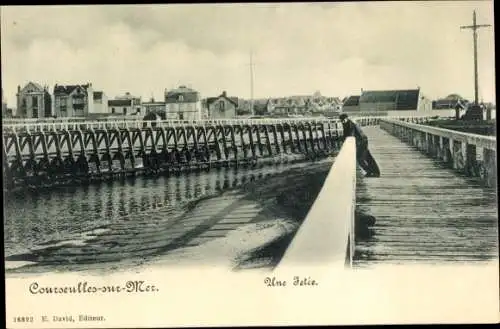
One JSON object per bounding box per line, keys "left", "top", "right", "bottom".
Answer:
{"left": 339, "top": 114, "right": 380, "bottom": 177}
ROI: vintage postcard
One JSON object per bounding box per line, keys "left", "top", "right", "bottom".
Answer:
{"left": 2, "top": 2, "right": 498, "bottom": 328}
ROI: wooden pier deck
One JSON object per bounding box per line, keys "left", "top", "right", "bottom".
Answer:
{"left": 355, "top": 127, "right": 498, "bottom": 266}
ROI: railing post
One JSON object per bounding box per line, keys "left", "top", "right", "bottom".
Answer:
{"left": 449, "top": 138, "right": 456, "bottom": 169}
{"left": 460, "top": 141, "right": 468, "bottom": 172}
{"left": 483, "top": 148, "right": 497, "bottom": 187}
{"left": 439, "top": 136, "right": 445, "bottom": 161}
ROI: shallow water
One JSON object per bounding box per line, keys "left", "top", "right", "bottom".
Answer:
{"left": 4, "top": 156, "right": 334, "bottom": 275}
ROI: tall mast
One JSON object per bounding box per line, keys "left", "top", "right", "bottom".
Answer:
{"left": 461, "top": 10, "right": 491, "bottom": 105}
{"left": 250, "top": 50, "right": 255, "bottom": 116}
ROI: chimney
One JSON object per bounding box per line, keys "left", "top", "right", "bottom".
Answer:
{"left": 17, "top": 85, "right": 21, "bottom": 92}
{"left": 222, "top": 91, "right": 227, "bottom": 97}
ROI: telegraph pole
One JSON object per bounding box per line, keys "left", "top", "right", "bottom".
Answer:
{"left": 460, "top": 10, "right": 491, "bottom": 105}
{"left": 249, "top": 50, "right": 255, "bottom": 116}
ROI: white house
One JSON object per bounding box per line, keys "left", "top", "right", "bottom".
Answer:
{"left": 91, "top": 91, "right": 108, "bottom": 114}
{"left": 108, "top": 92, "right": 143, "bottom": 116}
{"left": 16, "top": 82, "right": 53, "bottom": 118}
{"left": 164, "top": 86, "right": 202, "bottom": 120}
{"left": 53, "top": 83, "right": 94, "bottom": 117}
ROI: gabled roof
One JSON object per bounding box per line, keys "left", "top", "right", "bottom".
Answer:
{"left": 166, "top": 85, "right": 198, "bottom": 94}
{"left": 165, "top": 86, "right": 200, "bottom": 103}
{"left": 331, "top": 97, "right": 342, "bottom": 105}
{"left": 206, "top": 94, "right": 238, "bottom": 106}
{"left": 54, "top": 84, "right": 90, "bottom": 95}
{"left": 433, "top": 98, "right": 468, "bottom": 109}
{"left": 343, "top": 95, "right": 360, "bottom": 106}
{"left": 360, "top": 89, "right": 420, "bottom": 110}
{"left": 361, "top": 90, "right": 406, "bottom": 102}
{"left": 20, "top": 82, "right": 45, "bottom": 94}
{"left": 445, "top": 94, "right": 463, "bottom": 100}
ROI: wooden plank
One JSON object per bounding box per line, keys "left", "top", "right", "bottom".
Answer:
{"left": 355, "top": 127, "right": 498, "bottom": 266}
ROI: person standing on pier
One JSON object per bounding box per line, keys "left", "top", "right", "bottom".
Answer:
{"left": 339, "top": 114, "right": 380, "bottom": 177}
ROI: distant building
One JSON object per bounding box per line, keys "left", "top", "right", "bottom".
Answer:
{"left": 108, "top": 99, "right": 136, "bottom": 116}
{"left": 480, "top": 102, "right": 496, "bottom": 120}
{"left": 270, "top": 98, "right": 308, "bottom": 116}
{"left": 418, "top": 94, "right": 433, "bottom": 112}
{"left": 2, "top": 88, "right": 7, "bottom": 115}
{"left": 235, "top": 99, "right": 251, "bottom": 115}
{"left": 253, "top": 99, "right": 273, "bottom": 115}
{"left": 92, "top": 91, "right": 108, "bottom": 114}
{"left": 323, "top": 97, "right": 343, "bottom": 116}
{"left": 115, "top": 92, "right": 142, "bottom": 115}
{"left": 341, "top": 88, "right": 431, "bottom": 114}
{"left": 342, "top": 95, "right": 360, "bottom": 112}
{"left": 265, "top": 94, "right": 342, "bottom": 117}
{"left": 16, "top": 82, "right": 52, "bottom": 118}
{"left": 165, "top": 85, "right": 202, "bottom": 120}
{"left": 206, "top": 91, "right": 238, "bottom": 119}
{"left": 2, "top": 88, "right": 13, "bottom": 118}
{"left": 53, "top": 83, "right": 93, "bottom": 117}
{"left": 3, "top": 108, "right": 13, "bottom": 118}
{"left": 432, "top": 94, "right": 469, "bottom": 110}
{"left": 332, "top": 97, "right": 343, "bottom": 111}
{"left": 142, "top": 97, "right": 166, "bottom": 116}
{"left": 238, "top": 94, "right": 341, "bottom": 117}
{"left": 358, "top": 89, "right": 423, "bottom": 112}
{"left": 107, "top": 92, "right": 142, "bottom": 116}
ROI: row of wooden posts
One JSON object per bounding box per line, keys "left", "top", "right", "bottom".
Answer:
{"left": 3, "top": 122, "right": 343, "bottom": 190}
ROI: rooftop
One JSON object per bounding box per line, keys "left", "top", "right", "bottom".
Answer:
{"left": 206, "top": 93, "right": 238, "bottom": 106}
{"left": 343, "top": 95, "right": 360, "bottom": 107}
{"left": 166, "top": 85, "right": 198, "bottom": 95}
{"left": 360, "top": 89, "right": 420, "bottom": 110}
{"left": 54, "top": 84, "right": 91, "bottom": 95}
{"left": 108, "top": 99, "right": 132, "bottom": 107}
{"left": 165, "top": 86, "right": 200, "bottom": 103}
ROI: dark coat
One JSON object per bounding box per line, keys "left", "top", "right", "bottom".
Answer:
{"left": 342, "top": 119, "right": 367, "bottom": 145}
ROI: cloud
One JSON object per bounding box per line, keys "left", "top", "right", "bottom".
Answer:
{"left": 1, "top": 2, "right": 496, "bottom": 107}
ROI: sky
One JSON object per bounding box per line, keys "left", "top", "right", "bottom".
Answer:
{"left": 1, "top": 2, "right": 496, "bottom": 107}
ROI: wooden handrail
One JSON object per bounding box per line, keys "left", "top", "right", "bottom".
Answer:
{"left": 277, "top": 137, "right": 357, "bottom": 269}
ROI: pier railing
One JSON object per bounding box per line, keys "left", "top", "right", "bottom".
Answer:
{"left": 3, "top": 118, "right": 339, "bottom": 133}
{"left": 277, "top": 137, "right": 357, "bottom": 269}
{"left": 2, "top": 115, "right": 434, "bottom": 134}
{"left": 2, "top": 117, "right": 350, "bottom": 191}
{"left": 380, "top": 118, "right": 497, "bottom": 187}
{"left": 2, "top": 115, "right": 437, "bottom": 191}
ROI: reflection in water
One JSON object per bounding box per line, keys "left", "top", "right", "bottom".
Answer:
{"left": 4, "top": 158, "right": 333, "bottom": 273}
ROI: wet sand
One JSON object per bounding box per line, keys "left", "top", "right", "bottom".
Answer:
{"left": 5, "top": 156, "right": 335, "bottom": 277}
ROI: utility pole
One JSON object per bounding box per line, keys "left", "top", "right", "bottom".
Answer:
{"left": 460, "top": 10, "right": 491, "bottom": 105}
{"left": 249, "top": 50, "right": 255, "bottom": 116}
